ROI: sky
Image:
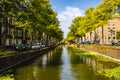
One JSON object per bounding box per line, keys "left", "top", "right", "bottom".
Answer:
{"left": 50, "top": 0, "right": 103, "bottom": 38}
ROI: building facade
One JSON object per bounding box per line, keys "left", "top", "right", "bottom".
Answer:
{"left": 0, "top": 24, "right": 30, "bottom": 49}
{"left": 84, "top": 15, "right": 120, "bottom": 45}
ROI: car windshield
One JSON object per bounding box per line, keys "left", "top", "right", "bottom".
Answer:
{"left": 16, "top": 44, "right": 24, "bottom": 47}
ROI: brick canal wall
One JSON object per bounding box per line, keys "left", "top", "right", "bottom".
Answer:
{"left": 0, "top": 46, "right": 56, "bottom": 72}
{"left": 80, "top": 44, "right": 120, "bottom": 60}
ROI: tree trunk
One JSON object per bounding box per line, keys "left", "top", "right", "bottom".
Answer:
{"left": 38, "top": 31, "right": 42, "bottom": 43}
{"left": 80, "top": 36, "right": 83, "bottom": 44}
{"left": 101, "top": 26, "right": 104, "bottom": 44}
{"left": 94, "top": 29, "right": 97, "bottom": 44}
{"left": 90, "top": 32, "right": 92, "bottom": 44}
{"left": 30, "top": 32, "right": 34, "bottom": 45}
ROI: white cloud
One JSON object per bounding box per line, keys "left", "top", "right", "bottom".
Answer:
{"left": 57, "top": 6, "right": 84, "bottom": 38}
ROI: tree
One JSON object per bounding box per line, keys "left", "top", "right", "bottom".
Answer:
{"left": 93, "top": 0, "right": 119, "bottom": 44}
{"left": 13, "top": 0, "right": 63, "bottom": 44}
{"left": 67, "top": 0, "right": 120, "bottom": 44}
{"left": 0, "top": 0, "right": 14, "bottom": 50}
{"left": 66, "top": 31, "right": 76, "bottom": 43}
{"left": 0, "top": 0, "right": 63, "bottom": 49}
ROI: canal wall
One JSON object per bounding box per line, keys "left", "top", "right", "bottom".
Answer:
{"left": 0, "top": 46, "right": 56, "bottom": 72}
{"left": 80, "top": 44, "right": 120, "bottom": 60}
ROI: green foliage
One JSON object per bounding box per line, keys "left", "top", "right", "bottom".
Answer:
{"left": 68, "top": 46, "right": 115, "bottom": 62}
{"left": 99, "top": 66, "right": 120, "bottom": 79}
{"left": 0, "top": 75, "right": 14, "bottom": 80}
{"left": 0, "top": 51, "right": 11, "bottom": 55}
{"left": 46, "top": 24, "right": 63, "bottom": 41}
{"left": 0, "top": 0, "right": 63, "bottom": 44}
{"left": 66, "top": 32, "right": 76, "bottom": 42}
{"left": 0, "top": 70, "right": 14, "bottom": 80}
{"left": 66, "top": 0, "right": 119, "bottom": 42}
{"left": 116, "top": 31, "right": 120, "bottom": 39}
{"left": 68, "top": 46, "right": 120, "bottom": 79}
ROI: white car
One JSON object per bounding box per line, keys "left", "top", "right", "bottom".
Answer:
{"left": 41, "top": 44, "right": 45, "bottom": 47}
{"left": 31, "top": 43, "right": 41, "bottom": 49}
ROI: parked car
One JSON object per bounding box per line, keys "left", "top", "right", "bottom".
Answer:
{"left": 31, "top": 43, "right": 41, "bottom": 49}
{"left": 14, "top": 44, "right": 26, "bottom": 51}
{"left": 41, "top": 42, "right": 47, "bottom": 47}
{"left": 24, "top": 44, "right": 31, "bottom": 50}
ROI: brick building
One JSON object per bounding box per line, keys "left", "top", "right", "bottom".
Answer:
{"left": 84, "top": 15, "right": 120, "bottom": 45}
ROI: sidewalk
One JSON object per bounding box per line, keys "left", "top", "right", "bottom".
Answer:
{"left": 81, "top": 47, "right": 120, "bottom": 63}
{"left": 79, "top": 44, "right": 120, "bottom": 62}
{"left": 0, "top": 47, "right": 48, "bottom": 58}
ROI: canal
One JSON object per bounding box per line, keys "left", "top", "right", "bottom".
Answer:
{"left": 0, "top": 46, "right": 120, "bottom": 80}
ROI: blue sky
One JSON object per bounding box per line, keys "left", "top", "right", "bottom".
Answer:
{"left": 50, "top": 0, "right": 102, "bottom": 38}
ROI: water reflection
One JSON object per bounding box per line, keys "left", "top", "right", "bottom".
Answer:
{"left": 60, "top": 47, "right": 74, "bottom": 80}
{"left": 0, "top": 46, "right": 120, "bottom": 80}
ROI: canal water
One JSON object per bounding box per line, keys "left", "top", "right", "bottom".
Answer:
{"left": 0, "top": 46, "right": 120, "bottom": 80}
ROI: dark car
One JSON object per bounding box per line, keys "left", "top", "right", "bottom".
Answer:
{"left": 14, "top": 44, "right": 26, "bottom": 51}
{"left": 24, "top": 44, "right": 31, "bottom": 50}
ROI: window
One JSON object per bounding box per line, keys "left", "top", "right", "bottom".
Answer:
{"left": 18, "top": 30, "right": 20, "bottom": 36}
{"left": 108, "top": 32, "right": 111, "bottom": 36}
{"left": 18, "top": 30, "right": 22, "bottom": 36}
{"left": 10, "top": 29, "right": 12, "bottom": 35}
{"left": 112, "top": 27, "right": 115, "bottom": 29}
{"left": 112, "top": 31, "right": 115, "bottom": 35}
{"left": 14, "top": 29, "right": 17, "bottom": 35}
{"left": 2, "top": 26, "right": 4, "bottom": 33}
{"left": 7, "top": 27, "right": 10, "bottom": 34}
{"left": 9, "top": 39, "right": 12, "bottom": 45}
{"left": 16, "top": 39, "right": 18, "bottom": 44}
{"left": 6, "top": 39, "right": 9, "bottom": 46}
{"left": 16, "top": 30, "right": 18, "bottom": 35}
{"left": 20, "top": 30, "right": 22, "bottom": 36}
{"left": 112, "top": 24, "right": 115, "bottom": 29}
{"left": 108, "top": 37, "right": 111, "bottom": 39}
{"left": 12, "top": 29, "right": 14, "bottom": 35}
{"left": 113, "top": 37, "right": 115, "bottom": 39}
